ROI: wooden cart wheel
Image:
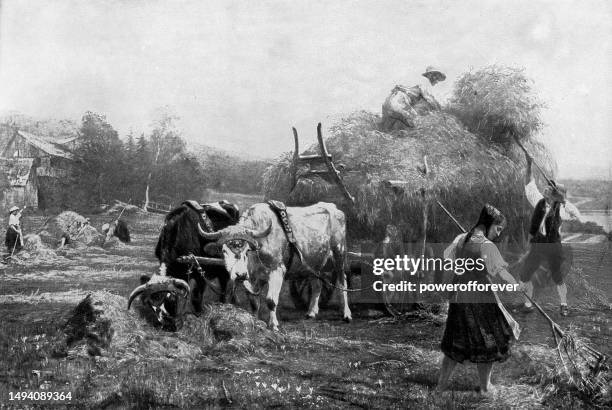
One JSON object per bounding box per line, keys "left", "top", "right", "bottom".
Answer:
{"left": 380, "top": 268, "right": 422, "bottom": 317}
{"left": 289, "top": 277, "right": 335, "bottom": 310}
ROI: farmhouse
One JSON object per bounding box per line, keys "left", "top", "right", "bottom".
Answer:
{"left": 0, "top": 125, "right": 75, "bottom": 210}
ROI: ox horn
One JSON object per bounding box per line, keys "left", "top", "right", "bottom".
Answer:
{"left": 245, "top": 221, "right": 272, "bottom": 239}
{"left": 127, "top": 279, "right": 191, "bottom": 310}
{"left": 170, "top": 278, "right": 190, "bottom": 296}
{"left": 198, "top": 223, "right": 222, "bottom": 241}
{"left": 242, "top": 280, "right": 260, "bottom": 296}
{"left": 127, "top": 284, "right": 147, "bottom": 310}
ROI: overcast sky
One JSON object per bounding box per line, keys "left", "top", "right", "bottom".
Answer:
{"left": 0, "top": 0, "right": 610, "bottom": 179}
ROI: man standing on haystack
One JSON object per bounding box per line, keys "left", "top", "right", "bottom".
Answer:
{"left": 519, "top": 153, "right": 582, "bottom": 317}
{"left": 5, "top": 206, "right": 24, "bottom": 254}
{"left": 381, "top": 66, "right": 446, "bottom": 131}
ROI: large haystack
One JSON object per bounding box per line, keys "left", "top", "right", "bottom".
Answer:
{"left": 263, "top": 66, "right": 554, "bottom": 243}
{"left": 263, "top": 111, "right": 554, "bottom": 243}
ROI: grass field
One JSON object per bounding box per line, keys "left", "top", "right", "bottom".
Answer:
{"left": 0, "top": 195, "right": 610, "bottom": 409}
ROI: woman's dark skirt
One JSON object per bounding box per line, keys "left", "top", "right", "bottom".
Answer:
{"left": 441, "top": 300, "right": 513, "bottom": 363}
{"left": 5, "top": 229, "right": 22, "bottom": 253}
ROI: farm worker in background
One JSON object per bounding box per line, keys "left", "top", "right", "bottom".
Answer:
{"left": 519, "top": 154, "right": 582, "bottom": 317}
{"left": 59, "top": 218, "right": 90, "bottom": 248}
{"left": 381, "top": 66, "right": 446, "bottom": 131}
{"left": 102, "top": 219, "right": 131, "bottom": 244}
{"left": 437, "top": 204, "right": 523, "bottom": 394}
{"left": 5, "top": 206, "right": 24, "bottom": 253}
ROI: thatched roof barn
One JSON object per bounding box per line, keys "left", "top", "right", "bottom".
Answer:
{"left": 263, "top": 66, "right": 555, "bottom": 244}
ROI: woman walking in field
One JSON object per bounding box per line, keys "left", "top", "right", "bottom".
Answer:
{"left": 437, "top": 204, "right": 524, "bottom": 394}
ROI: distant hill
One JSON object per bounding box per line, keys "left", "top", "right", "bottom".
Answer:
{"left": 191, "top": 143, "right": 272, "bottom": 195}
{"left": 560, "top": 179, "right": 612, "bottom": 210}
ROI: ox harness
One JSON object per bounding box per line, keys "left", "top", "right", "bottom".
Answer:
{"left": 266, "top": 200, "right": 305, "bottom": 270}
{"left": 265, "top": 201, "right": 366, "bottom": 293}
{"left": 180, "top": 200, "right": 227, "bottom": 296}
{"left": 182, "top": 200, "right": 215, "bottom": 231}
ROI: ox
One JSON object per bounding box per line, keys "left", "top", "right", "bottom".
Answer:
{"left": 199, "top": 201, "right": 351, "bottom": 331}
{"left": 127, "top": 200, "right": 239, "bottom": 330}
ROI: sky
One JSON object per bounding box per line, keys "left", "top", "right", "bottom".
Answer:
{"left": 0, "top": 0, "right": 610, "bottom": 179}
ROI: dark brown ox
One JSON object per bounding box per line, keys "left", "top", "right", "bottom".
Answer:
{"left": 199, "top": 201, "right": 351, "bottom": 331}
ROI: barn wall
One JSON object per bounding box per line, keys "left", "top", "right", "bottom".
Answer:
{"left": 0, "top": 187, "right": 26, "bottom": 211}
{"left": 37, "top": 176, "right": 70, "bottom": 211}
{"left": 24, "top": 170, "right": 38, "bottom": 208}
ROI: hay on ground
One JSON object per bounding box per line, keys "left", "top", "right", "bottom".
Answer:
{"left": 9, "top": 233, "right": 65, "bottom": 264}
{"left": 105, "top": 200, "right": 145, "bottom": 216}
{"left": 39, "top": 211, "right": 104, "bottom": 248}
{"left": 59, "top": 292, "right": 277, "bottom": 362}
{"left": 263, "top": 110, "right": 554, "bottom": 242}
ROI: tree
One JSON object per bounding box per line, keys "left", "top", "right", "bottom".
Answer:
{"left": 142, "top": 108, "right": 186, "bottom": 209}
{"left": 73, "top": 111, "right": 126, "bottom": 206}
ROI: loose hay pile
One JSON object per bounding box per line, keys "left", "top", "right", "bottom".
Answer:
{"left": 9, "top": 233, "right": 66, "bottom": 264}
{"left": 105, "top": 200, "right": 145, "bottom": 216}
{"left": 447, "top": 65, "right": 545, "bottom": 145}
{"left": 58, "top": 292, "right": 278, "bottom": 363}
{"left": 39, "top": 211, "right": 104, "bottom": 248}
{"left": 511, "top": 343, "right": 611, "bottom": 408}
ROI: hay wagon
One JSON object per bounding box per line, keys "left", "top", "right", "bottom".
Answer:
{"left": 280, "top": 123, "right": 425, "bottom": 316}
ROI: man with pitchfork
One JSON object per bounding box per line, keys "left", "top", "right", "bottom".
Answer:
{"left": 519, "top": 152, "right": 583, "bottom": 317}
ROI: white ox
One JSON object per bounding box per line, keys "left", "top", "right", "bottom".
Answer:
{"left": 199, "top": 202, "right": 351, "bottom": 331}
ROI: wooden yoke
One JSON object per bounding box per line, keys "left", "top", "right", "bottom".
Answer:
{"left": 290, "top": 123, "right": 355, "bottom": 206}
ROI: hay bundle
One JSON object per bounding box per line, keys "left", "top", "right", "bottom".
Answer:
{"left": 9, "top": 233, "right": 65, "bottom": 264}
{"left": 263, "top": 110, "right": 554, "bottom": 242}
{"left": 78, "top": 225, "right": 104, "bottom": 247}
{"left": 448, "top": 65, "right": 545, "bottom": 144}
{"left": 22, "top": 233, "right": 57, "bottom": 257}
{"left": 39, "top": 211, "right": 104, "bottom": 247}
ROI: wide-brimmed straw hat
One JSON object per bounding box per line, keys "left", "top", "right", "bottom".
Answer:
{"left": 545, "top": 181, "right": 567, "bottom": 202}
{"left": 8, "top": 206, "right": 20, "bottom": 214}
{"left": 422, "top": 66, "right": 446, "bottom": 82}
{"left": 552, "top": 183, "right": 567, "bottom": 201}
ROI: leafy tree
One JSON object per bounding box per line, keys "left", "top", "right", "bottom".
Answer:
{"left": 142, "top": 108, "right": 198, "bottom": 208}
{"left": 73, "top": 111, "right": 127, "bottom": 205}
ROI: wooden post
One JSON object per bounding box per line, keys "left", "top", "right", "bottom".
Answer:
{"left": 316, "top": 123, "right": 355, "bottom": 205}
